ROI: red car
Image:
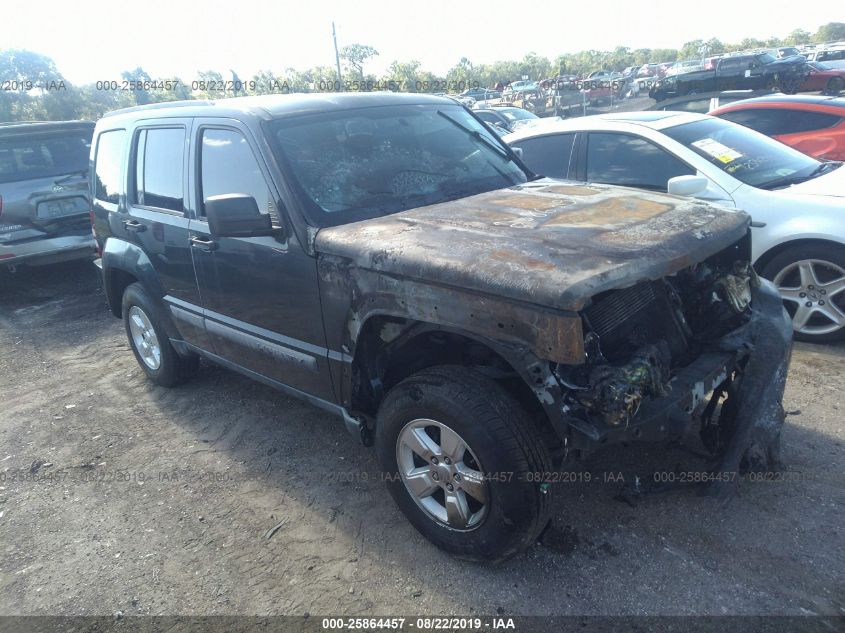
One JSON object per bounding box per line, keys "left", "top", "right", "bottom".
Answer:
{"left": 800, "top": 62, "right": 845, "bottom": 95}
{"left": 711, "top": 95, "right": 845, "bottom": 161}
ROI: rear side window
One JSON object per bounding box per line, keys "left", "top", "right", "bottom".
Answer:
{"left": 586, "top": 133, "right": 693, "bottom": 191}
{"left": 718, "top": 58, "right": 751, "bottom": 72}
{"left": 199, "top": 128, "right": 278, "bottom": 224}
{"left": 719, "top": 108, "right": 843, "bottom": 136}
{"left": 475, "top": 111, "right": 504, "bottom": 126}
{"left": 134, "top": 128, "right": 185, "bottom": 212}
{"left": 0, "top": 131, "right": 91, "bottom": 185}
{"left": 511, "top": 133, "right": 575, "bottom": 179}
{"left": 94, "top": 130, "right": 126, "bottom": 204}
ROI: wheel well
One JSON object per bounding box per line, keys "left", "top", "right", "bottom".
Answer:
{"left": 105, "top": 268, "right": 138, "bottom": 318}
{"left": 351, "top": 317, "right": 555, "bottom": 443}
{"left": 755, "top": 238, "right": 845, "bottom": 278}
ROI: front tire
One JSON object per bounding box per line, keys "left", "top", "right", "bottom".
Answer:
{"left": 826, "top": 77, "right": 844, "bottom": 95}
{"left": 122, "top": 282, "right": 198, "bottom": 386}
{"left": 375, "top": 365, "right": 553, "bottom": 562}
{"left": 760, "top": 244, "right": 845, "bottom": 343}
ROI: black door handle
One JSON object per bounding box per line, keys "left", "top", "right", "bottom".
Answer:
{"left": 123, "top": 220, "right": 146, "bottom": 233}
{"left": 190, "top": 236, "right": 218, "bottom": 252}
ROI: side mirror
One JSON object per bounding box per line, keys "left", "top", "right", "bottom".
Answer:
{"left": 511, "top": 146, "right": 524, "bottom": 159}
{"left": 205, "top": 193, "right": 274, "bottom": 237}
{"left": 668, "top": 175, "right": 709, "bottom": 197}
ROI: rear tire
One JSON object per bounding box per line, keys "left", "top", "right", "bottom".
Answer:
{"left": 760, "top": 244, "right": 845, "bottom": 343}
{"left": 375, "top": 365, "right": 553, "bottom": 562}
{"left": 122, "top": 282, "right": 198, "bottom": 386}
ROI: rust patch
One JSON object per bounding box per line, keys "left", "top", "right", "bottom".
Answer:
{"left": 542, "top": 197, "right": 671, "bottom": 228}
{"left": 488, "top": 249, "right": 557, "bottom": 271}
{"left": 489, "top": 195, "right": 572, "bottom": 211}
{"left": 541, "top": 184, "right": 601, "bottom": 196}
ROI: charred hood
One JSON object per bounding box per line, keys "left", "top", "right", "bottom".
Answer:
{"left": 315, "top": 180, "right": 750, "bottom": 311}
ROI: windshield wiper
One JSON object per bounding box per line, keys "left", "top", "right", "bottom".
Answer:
{"left": 437, "top": 110, "right": 513, "bottom": 162}
{"left": 54, "top": 169, "right": 88, "bottom": 185}
{"left": 761, "top": 161, "right": 840, "bottom": 190}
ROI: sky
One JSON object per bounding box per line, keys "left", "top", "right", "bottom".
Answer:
{"left": 5, "top": 0, "right": 841, "bottom": 84}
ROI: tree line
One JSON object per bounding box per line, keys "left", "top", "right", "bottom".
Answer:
{"left": 2, "top": 22, "right": 844, "bottom": 122}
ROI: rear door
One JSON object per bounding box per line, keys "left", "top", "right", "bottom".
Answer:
{"left": 0, "top": 126, "right": 92, "bottom": 244}
{"left": 578, "top": 132, "right": 694, "bottom": 191}
{"left": 123, "top": 120, "right": 210, "bottom": 348}
{"left": 187, "top": 118, "right": 335, "bottom": 401}
{"left": 509, "top": 133, "right": 577, "bottom": 179}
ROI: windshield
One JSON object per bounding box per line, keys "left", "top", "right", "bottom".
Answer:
{"left": 0, "top": 131, "right": 91, "bottom": 185}
{"left": 268, "top": 104, "right": 528, "bottom": 226}
{"left": 756, "top": 53, "right": 777, "bottom": 64}
{"left": 663, "top": 117, "right": 820, "bottom": 189}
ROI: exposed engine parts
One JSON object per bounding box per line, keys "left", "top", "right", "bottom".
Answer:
{"left": 573, "top": 343, "right": 671, "bottom": 426}
{"left": 558, "top": 259, "right": 758, "bottom": 433}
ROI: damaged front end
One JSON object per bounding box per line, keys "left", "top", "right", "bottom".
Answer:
{"left": 555, "top": 238, "right": 793, "bottom": 495}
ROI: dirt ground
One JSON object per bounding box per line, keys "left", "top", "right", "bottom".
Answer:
{"left": 0, "top": 260, "right": 843, "bottom": 617}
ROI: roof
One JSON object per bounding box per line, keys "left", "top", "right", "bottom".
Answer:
{"left": 503, "top": 111, "right": 706, "bottom": 142}
{"left": 0, "top": 120, "right": 95, "bottom": 136}
{"left": 100, "top": 92, "right": 456, "bottom": 124}
{"left": 714, "top": 95, "right": 845, "bottom": 109}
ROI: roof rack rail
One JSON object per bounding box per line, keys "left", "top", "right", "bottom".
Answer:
{"left": 102, "top": 99, "right": 216, "bottom": 118}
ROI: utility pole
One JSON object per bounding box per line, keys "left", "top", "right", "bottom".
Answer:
{"left": 332, "top": 22, "right": 343, "bottom": 91}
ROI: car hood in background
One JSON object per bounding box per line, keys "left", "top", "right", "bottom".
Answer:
{"left": 785, "top": 164, "right": 845, "bottom": 198}
{"left": 315, "top": 180, "right": 750, "bottom": 311}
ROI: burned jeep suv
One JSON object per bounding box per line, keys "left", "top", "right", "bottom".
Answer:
{"left": 91, "top": 94, "right": 792, "bottom": 561}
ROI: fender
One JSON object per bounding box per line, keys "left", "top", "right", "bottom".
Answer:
{"left": 101, "top": 237, "right": 182, "bottom": 342}
{"left": 317, "top": 256, "right": 579, "bottom": 441}
{"left": 352, "top": 313, "right": 570, "bottom": 441}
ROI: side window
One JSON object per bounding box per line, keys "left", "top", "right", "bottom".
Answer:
{"left": 199, "top": 128, "right": 277, "bottom": 224}
{"left": 94, "top": 130, "right": 126, "bottom": 204}
{"left": 783, "top": 111, "right": 843, "bottom": 134}
{"left": 134, "top": 128, "right": 184, "bottom": 212}
{"left": 586, "top": 133, "right": 693, "bottom": 191}
{"left": 717, "top": 109, "right": 780, "bottom": 135}
{"left": 512, "top": 133, "right": 575, "bottom": 179}
{"left": 719, "top": 58, "right": 748, "bottom": 73}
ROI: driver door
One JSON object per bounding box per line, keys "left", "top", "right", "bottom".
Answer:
{"left": 187, "top": 118, "right": 335, "bottom": 402}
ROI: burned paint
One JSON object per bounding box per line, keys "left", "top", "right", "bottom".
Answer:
{"left": 317, "top": 257, "right": 584, "bottom": 366}
{"left": 315, "top": 179, "right": 750, "bottom": 312}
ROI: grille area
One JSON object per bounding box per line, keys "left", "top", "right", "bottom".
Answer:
{"left": 582, "top": 280, "right": 689, "bottom": 363}
{"left": 584, "top": 281, "right": 657, "bottom": 339}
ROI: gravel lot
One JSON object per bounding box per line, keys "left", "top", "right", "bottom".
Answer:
{"left": 0, "top": 260, "right": 843, "bottom": 617}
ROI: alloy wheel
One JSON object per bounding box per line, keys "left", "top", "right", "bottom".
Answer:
{"left": 128, "top": 305, "right": 162, "bottom": 370}
{"left": 396, "top": 418, "right": 489, "bottom": 531}
{"left": 774, "top": 258, "right": 845, "bottom": 336}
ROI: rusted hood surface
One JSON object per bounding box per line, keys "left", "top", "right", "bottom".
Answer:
{"left": 315, "top": 180, "right": 750, "bottom": 311}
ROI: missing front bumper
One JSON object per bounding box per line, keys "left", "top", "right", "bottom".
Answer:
{"left": 564, "top": 279, "right": 793, "bottom": 493}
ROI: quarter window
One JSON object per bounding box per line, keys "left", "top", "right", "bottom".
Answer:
{"left": 134, "top": 128, "right": 185, "bottom": 212}
{"left": 199, "top": 128, "right": 277, "bottom": 224}
{"left": 718, "top": 108, "right": 842, "bottom": 136}
{"left": 586, "top": 133, "right": 693, "bottom": 190}
{"left": 94, "top": 130, "right": 126, "bottom": 204}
